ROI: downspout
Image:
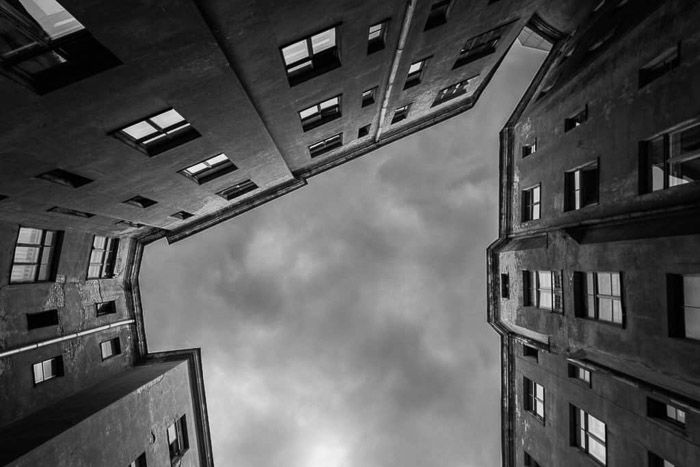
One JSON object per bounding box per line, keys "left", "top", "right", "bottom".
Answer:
{"left": 375, "top": 0, "right": 417, "bottom": 142}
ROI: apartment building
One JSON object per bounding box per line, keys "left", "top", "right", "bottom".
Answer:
{"left": 487, "top": 0, "right": 700, "bottom": 465}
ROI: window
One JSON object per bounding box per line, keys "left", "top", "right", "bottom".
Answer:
{"left": 522, "top": 139, "right": 537, "bottom": 157}
{"left": 524, "top": 452, "right": 542, "bottom": 467}
{"left": 170, "top": 211, "right": 194, "bottom": 220}
{"left": 568, "top": 362, "right": 592, "bottom": 386}
{"left": 648, "top": 451, "right": 676, "bottom": 467}
{"left": 648, "top": 398, "right": 686, "bottom": 429}
{"left": 639, "top": 44, "right": 680, "bottom": 88}
{"left": 167, "top": 415, "right": 189, "bottom": 463}
{"left": 521, "top": 184, "right": 541, "bottom": 222}
{"left": 453, "top": 23, "right": 511, "bottom": 69}
{"left": 432, "top": 74, "right": 479, "bottom": 106}
{"left": 667, "top": 274, "right": 700, "bottom": 340}
{"left": 641, "top": 121, "right": 700, "bottom": 192}
{"left": 367, "top": 21, "right": 387, "bottom": 54}
{"left": 96, "top": 300, "right": 116, "bottom": 316}
{"left": 575, "top": 272, "right": 623, "bottom": 325}
{"left": 217, "top": 180, "right": 258, "bottom": 201}
{"left": 115, "top": 109, "right": 200, "bottom": 157}
{"left": 115, "top": 219, "right": 143, "bottom": 229}
{"left": 565, "top": 162, "right": 599, "bottom": 211}
{"left": 129, "top": 453, "right": 147, "bottom": 467}
{"left": 358, "top": 124, "right": 371, "bottom": 138}
{"left": 523, "top": 270, "right": 563, "bottom": 312}
{"left": 523, "top": 344, "right": 538, "bottom": 361}
{"left": 524, "top": 377, "right": 545, "bottom": 421}
{"left": 123, "top": 195, "right": 157, "bottom": 209}
{"left": 424, "top": 0, "right": 450, "bottom": 31}
{"left": 501, "top": 273, "right": 510, "bottom": 299}
{"left": 362, "top": 87, "right": 377, "bottom": 107}
{"left": 100, "top": 337, "right": 121, "bottom": 360}
{"left": 564, "top": 106, "right": 588, "bottom": 132}
{"left": 298, "top": 95, "right": 341, "bottom": 131}
{"left": 26, "top": 309, "right": 58, "bottom": 330}
{"left": 87, "top": 236, "right": 119, "bottom": 279}
{"left": 281, "top": 27, "right": 340, "bottom": 86}
{"left": 47, "top": 206, "right": 94, "bottom": 218}
{"left": 0, "top": 0, "right": 120, "bottom": 94}
{"left": 309, "top": 133, "right": 342, "bottom": 158}
{"left": 180, "top": 153, "right": 236, "bottom": 184}
{"left": 36, "top": 169, "right": 92, "bottom": 188}
{"left": 32, "top": 355, "right": 63, "bottom": 384}
{"left": 11, "top": 227, "right": 61, "bottom": 283}
{"left": 391, "top": 104, "right": 410, "bottom": 124}
{"left": 572, "top": 406, "right": 607, "bottom": 465}
{"left": 404, "top": 59, "right": 426, "bottom": 89}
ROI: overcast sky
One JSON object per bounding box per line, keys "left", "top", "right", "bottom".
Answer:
{"left": 141, "top": 42, "right": 545, "bottom": 467}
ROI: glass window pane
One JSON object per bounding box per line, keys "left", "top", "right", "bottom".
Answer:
{"left": 43, "top": 359, "right": 54, "bottom": 378}
{"left": 33, "top": 362, "right": 43, "bottom": 382}
{"left": 299, "top": 106, "right": 318, "bottom": 119}
{"left": 597, "top": 273, "right": 612, "bottom": 295}
{"left": 282, "top": 40, "right": 309, "bottom": 65}
{"left": 532, "top": 204, "right": 540, "bottom": 220}
{"left": 311, "top": 28, "right": 336, "bottom": 53}
{"left": 122, "top": 121, "right": 157, "bottom": 139}
{"left": 93, "top": 236, "right": 106, "bottom": 249}
{"left": 678, "top": 123, "right": 700, "bottom": 157}
{"left": 408, "top": 61, "right": 423, "bottom": 74}
{"left": 588, "top": 415, "right": 606, "bottom": 440}
{"left": 669, "top": 157, "right": 700, "bottom": 186}
{"left": 38, "top": 264, "right": 50, "bottom": 281}
{"left": 369, "top": 23, "right": 383, "bottom": 35}
{"left": 611, "top": 273, "right": 620, "bottom": 296}
{"left": 19, "top": 0, "right": 84, "bottom": 39}
{"left": 532, "top": 186, "right": 540, "bottom": 202}
{"left": 684, "top": 306, "right": 700, "bottom": 339}
{"left": 538, "top": 271, "right": 551, "bottom": 289}
{"left": 14, "top": 246, "right": 40, "bottom": 263}
{"left": 18, "top": 227, "right": 43, "bottom": 244}
{"left": 206, "top": 154, "right": 229, "bottom": 166}
{"left": 589, "top": 438, "right": 606, "bottom": 463}
{"left": 150, "top": 109, "right": 185, "bottom": 129}
{"left": 538, "top": 291, "right": 552, "bottom": 309}
{"left": 586, "top": 296, "right": 596, "bottom": 318}
{"left": 536, "top": 384, "right": 544, "bottom": 399}
{"left": 612, "top": 300, "right": 623, "bottom": 323}
{"left": 677, "top": 409, "right": 686, "bottom": 424}
{"left": 185, "top": 163, "right": 209, "bottom": 175}
{"left": 88, "top": 264, "right": 102, "bottom": 278}
{"left": 320, "top": 97, "right": 339, "bottom": 109}
{"left": 536, "top": 400, "right": 544, "bottom": 416}
{"left": 682, "top": 275, "right": 700, "bottom": 307}
{"left": 167, "top": 424, "right": 177, "bottom": 443}
{"left": 598, "top": 298, "right": 613, "bottom": 321}
{"left": 90, "top": 250, "right": 104, "bottom": 264}
{"left": 43, "top": 231, "right": 54, "bottom": 246}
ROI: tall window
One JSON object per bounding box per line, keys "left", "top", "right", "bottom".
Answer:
{"left": 404, "top": 59, "right": 427, "bottom": 89}
{"left": 32, "top": 355, "right": 63, "bottom": 384}
{"left": 432, "top": 74, "right": 479, "bottom": 106}
{"left": 571, "top": 406, "right": 606, "bottom": 465}
{"left": 667, "top": 274, "right": 700, "bottom": 340}
{"left": 87, "top": 236, "right": 119, "bottom": 279}
{"left": 11, "top": 227, "right": 61, "bottom": 283}
{"left": 168, "top": 415, "right": 189, "bottom": 463}
{"left": 453, "top": 22, "right": 511, "bottom": 69}
{"left": 100, "top": 337, "right": 121, "bottom": 360}
{"left": 575, "top": 272, "right": 623, "bottom": 325}
{"left": 391, "top": 104, "right": 411, "bottom": 124}
{"left": 641, "top": 121, "right": 700, "bottom": 192}
{"left": 180, "top": 154, "right": 236, "bottom": 184}
{"left": 298, "top": 95, "right": 341, "bottom": 131}
{"left": 521, "top": 184, "right": 541, "bottom": 222}
{"left": 308, "top": 133, "right": 343, "bottom": 158}
{"left": 524, "top": 377, "right": 545, "bottom": 421}
{"left": 281, "top": 27, "right": 339, "bottom": 86}
{"left": 565, "top": 162, "right": 599, "bottom": 211}
{"left": 367, "top": 21, "right": 387, "bottom": 54}
{"left": 523, "top": 270, "right": 563, "bottom": 312}
{"left": 424, "top": 0, "right": 450, "bottom": 31}
{"left": 648, "top": 398, "right": 686, "bottom": 429}
{"left": 115, "top": 109, "right": 200, "bottom": 157}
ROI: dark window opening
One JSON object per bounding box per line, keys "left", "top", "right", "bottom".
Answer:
{"left": 129, "top": 453, "right": 147, "bottom": 467}
{"left": 524, "top": 452, "right": 542, "bottom": 467}
{"left": 667, "top": 274, "right": 700, "bottom": 340}
{"left": 523, "top": 344, "right": 538, "bottom": 361}
{"left": 96, "top": 300, "right": 116, "bottom": 316}
{"left": 501, "top": 273, "right": 509, "bottom": 299}
{"left": 100, "top": 337, "right": 121, "bottom": 360}
{"left": 453, "top": 22, "right": 511, "bottom": 69}
{"left": 180, "top": 154, "right": 236, "bottom": 185}
{"left": 524, "top": 377, "right": 545, "bottom": 421}
{"left": 648, "top": 398, "right": 686, "bottom": 428}
{"left": 564, "top": 105, "right": 588, "bottom": 132}
{"left": 299, "top": 95, "right": 341, "bottom": 131}
{"left": 36, "top": 169, "right": 93, "bottom": 188}
{"left": 522, "top": 139, "right": 537, "bottom": 157}
{"left": 123, "top": 195, "right": 157, "bottom": 209}
{"left": 170, "top": 211, "right": 194, "bottom": 220}
{"left": 358, "top": 124, "right": 370, "bottom": 138}
{"left": 639, "top": 43, "right": 681, "bottom": 89}
{"left": 309, "top": 133, "right": 343, "bottom": 158}
{"left": 367, "top": 21, "right": 387, "bottom": 54}
{"left": 47, "top": 206, "right": 94, "bottom": 218}
{"left": 568, "top": 362, "right": 592, "bottom": 385}
{"left": 424, "top": 0, "right": 450, "bottom": 31}
{"left": 432, "top": 74, "right": 479, "bottom": 106}
{"left": 26, "top": 309, "right": 58, "bottom": 330}
{"left": 521, "top": 184, "right": 541, "bottom": 221}
{"left": 640, "top": 122, "right": 700, "bottom": 193}
{"left": 404, "top": 59, "right": 426, "bottom": 89}
{"left": 565, "top": 162, "right": 599, "bottom": 211}
{"left": 391, "top": 104, "right": 410, "bottom": 124}
{"left": 362, "top": 87, "right": 377, "bottom": 107}
{"left": 218, "top": 180, "right": 258, "bottom": 201}
{"left": 281, "top": 27, "right": 340, "bottom": 86}
{"left": 648, "top": 451, "right": 676, "bottom": 467}
{"left": 114, "top": 109, "right": 200, "bottom": 157}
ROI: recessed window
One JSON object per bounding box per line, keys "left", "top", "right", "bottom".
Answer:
{"left": 574, "top": 272, "right": 623, "bottom": 325}
{"left": 667, "top": 274, "right": 700, "bottom": 340}
{"left": 391, "top": 104, "right": 411, "bottom": 124}
{"left": 367, "top": 21, "right": 387, "bottom": 54}
{"left": 568, "top": 362, "right": 592, "bottom": 386}
{"left": 522, "top": 139, "right": 537, "bottom": 157}
{"left": 571, "top": 405, "right": 607, "bottom": 465}
{"left": 453, "top": 22, "right": 511, "bottom": 69}
{"left": 358, "top": 124, "right": 371, "bottom": 138}
{"left": 281, "top": 27, "right": 340, "bottom": 86}
{"left": 640, "top": 121, "right": 700, "bottom": 192}
{"left": 309, "top": 133, "right": 343, "bottom": 158}
{"left": 218, "top": 180, "right": 258, "bottom": 201}
{"left": 648, "top": 451, "right": 676, "bottom": 467}
{"left": 362, "top": 87, "right": 377, "bottom": 107}
{"left": 524, "top": 452, "right": 542, "bottom": 467}
{"left": 115, "top": 109, "right": 200, "bottom": 157}
{"left": 524, "top": 377, "right": 545, "bottom": 421}
{"left": 170, "top": 211, "right": 194, "bottom": 220}
{"left": 87, "top": 236, "right": 119, "bottom": 279}
{"left": 129, "top": 453, "right": 147, "bottom": 467}
{"left": 639, "top": 44, "right": 680, "bottom": 89}
{"left": 47, "top": 206, "right": 94, "bottom": 218}
{"left": 180, "top": 154, "right": 236, "bottom": 184}
{"left": 588, "top": 28, "right": 616, "bottom": 53}
{"left": 523, "top": 344, "right": 538, "bottom": 361}
{"left": 501, "top": 273, "right": 510, "bottom": 299}
{"left": 404, "top": 59, "right": 426, "bottom": 89}
{"left": 115, "top": 219, "right": 143, "bottom": 229}
{"left": 100, "top": 337, "right": 121, "bottom": 360}
{"left": 36, "top": 169, "right": 93, "bottom": 188}
{"left": 523, "top": 270, "right": 563, "bottom": 312}
{"left": 432, "top": 74, "right": 479, "bottom": 106}
{"left": 96, "top": 300, "right": 117, "bottom": 316}
{"left": 299, "top": 95, "right": 342, "bottom": 131}
{"left": 424, "top": 0, "right": 450, "bottom": 31}
{"left": 123, "top": 195, "right": 157, "bottom": 209}
{"left": 648, "top": 398, "right": 686, "bottom": 429}
{"left": 521, "top": 184, "right": 541, "bottom": 222}
{"left": 565, "top": 162, "right": 599, "bottom": 211}
{"left": 11, "top": 227, "right": 61, "bottom": 284}
{"left": 0, "top": 0, "right": 120, "bottom": 94}
{"left": 168, "top": 415, "right": 190, "bottom": 462}
{"left": 32, "top": 355, "right": 63, "bottom": 384}
{"left": 26, "top": 309, "right": 59, "bottom": 330}
{"left": 564, "top": 105, "right": 588, "bottom": 132}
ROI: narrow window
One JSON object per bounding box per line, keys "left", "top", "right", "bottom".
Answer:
{"left": 574, "top": 272, "right": 623, "bottom": 325}
{"left": 523, "top": 270, "right": 563, "bottom": 311}
{"left": 640, "top": 121, "right": 700, "bottom": 192}
{"left": 115, "top": 219, "right": 143, "bottom": 229}
{"left": 432, "top": 74, "right": 479, "bottom": 106}
{"left": 523, "top": 344, "right": 538, "bottom": 361}
{"left": 32, "top": 355, "right": 63, "bottom": 384}
{"left": 453, "top": 22, "right": 511, "bottom": 69}
{"left": 521, "top": 184, "right": 541, "bottom": 222}
{"left": 639, "top": 44, "right": 680, "bottom": 88}
{"left": 362, "top": 87, "right": 377, "bottom": 107}
{"left": 217, "top": 180, "right": 258, "bottom": 201}
{"left": 568, "top": 362, "right": 592, "bottom": 386}
{"left": 565, "top": 162, "right": 599, "bottom": 211}
{"left": 87, "top": 236, "right": 119, "bottom": 279}
{"left": 11, "top": 227, "right": 61, "bottom": 283}
{"left": 26, "top": 309, "right": 59, "bottom": 330}
{"left": 524, "top": 452, "right": 542, "bottom": 467}
{"left": 309, "top": 133, "right": 343, "bottom": 157}
{"left": 129, "top": 453, "right": 147, "bottom": 467}
{"left": 501, "top": 273, "right": 510, "bottom": 299}
{"left": 168, "top": 415, "right": 190, "bottom": 462}
{"left": 648, "top": 451, "right": 676, "bottom": 467}
{"left": 564, "top": 106, "right": 588, "bottom": 132}
{"left": 391, "top": 104, "right": 411, "bottom": 124}
{"left": 96, "top": 300, "right": 117, "bottom": 316}
{"left": 298, "top": 95, "right": 342, "bottom": 131}
{"left": 180, "top": 154, "right": 236, "bottom": 184}
{"left": 114, "top": 109, "right": 200, "bottom": 157}
{"left": 571, "top": 405, "right": 607, "bottom": 465}
{"left": 648, "top": 398, "right": 686, "bottom": 429}
{"left": 404, "top": 59, "right": 427, "bottom": 89}
{"left": 367, "top": 21, "right": 387, "bottom": 54}
{"left": 170, "top": 211, "right": 194, "bottom": 220}
{"left": 123, "top": 195, "right": 157, "bottom": 209}
{"left": 281, "top": 27, "right": 340, "bottom": 86}
{"left": 100, "top": 337, "right": 121, "bottom": 360}
{"left": 358, "top": 124, "right": 371, "bottom": 138}
{"left": 47, "top": 206, "right": 94, "bottom": 218}
{"left": 667, "top": 274, "right": 700, "bottom": 340}
{"left": 424, "top": 0, "right": 450, "bottom": 31}
{"left": 522, "top": 139, "right": 537, "bottom": 157}
{"left": 524, "top": 377, "right": 545, "bottom": 421}
{"left": 36, "top": 169, "right": 93, "bottom": 188}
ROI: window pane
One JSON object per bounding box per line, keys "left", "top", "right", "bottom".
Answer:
{"left": 536, "top": 384, "right": 544, "bottom": 399}
{"left": 11, "top": 264, "right": 36, "bottom": 282}
{"left": 612, "top": 300, "right": 623, "bottom": 323}
{"left": 536, "top": 400, "right": 544, "bottom": 417}
{"left": 18, "top": 0, "right": 84, "bottom": 39}
{"left": 320, "top": 97, "right": 339, "bottom": 109}
{"left": 589, "top": 437, "right": 606, "bottom": 464}
{"left": 207, "top": 154, "right": 229, "bottom": 166}
{"left": 18, "top": 227, "right": 43, "bottom": 244}
{"left": 678, "top": 124, "right": 700, "bottom": 158}
{"left": 37, "top": 264, "right": 50, "bottom": 281}
{"left": 611, "top": 273, "right": 620, "bottom": 296}
{"left": 408, "top": 61, "right": 423, "bottom": 74}
{"left": 33, "top": 362, "right": 43, "bottom": 383}
{"left": 532, "top": 204, "right": 540, "bottom": 219}
{"left": 597, "top": 273, "right": 612, "bottom": 295}
{"left": 88, "top": 264, "right": 102, "bottom": 278}
{"left": 669, "top": 156, "right": 700, "bottom": 187}
{"left": 281, "top": 40, "right": 308, "bottom": 65}
{"left": 14, "top": 246, "right": 40, "bottom": 263}
{"left": 167, "top": 424, "right": 177, "bottom": 443}
{"left": 598, "top": 298, "right": 613, "bottom": 321}
{"left": 122, "top": 121, "right": 157, "bottom": 139}
{"left": 43, "top": 359, "right": 55, "bottom": 378}
{"left": 588, "top": 415, "right": 606, "bottom": 440}
{"left": 684, "top": 306, "right": 700, "bottom": 339}
{"left": 299, "top": 106, "right": 318, "bottom": 119}
{"left": 586, "top": 296, "right": 596, "bottom": 318}
{"left": 538, "top": 291, "right": 552, "bottom": 309}
{"left": 150, "top": 109, "right": 185, "bottom": 129}
{"left": 311, "top": 28, "right": 335, "bottom": 53}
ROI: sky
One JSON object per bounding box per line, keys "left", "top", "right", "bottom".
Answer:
{"left": 141, "top": 42, "right": 546, "bottom": 467}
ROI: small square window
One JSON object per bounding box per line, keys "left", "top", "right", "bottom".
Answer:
{"left": 47, "top": 206, "right": 95, "bottom": 218}
{"left": 114, "top": 109, "right": 200, "bottom": 157}
{"left": 522, "top": 139, "right": 537, "bottom": 157}
{"left": 358, "top": 124, "right": 371, "bottom": 138}
{"left": 180, "top": 154, "right": 236, "bottom": 184}
{"left": 523, "top": 344, "right": 538, "bottom": 361}
{"left": 299, "top": 95, "right": 342, "bottom": 131}
{"left": 36, "top": 169, "right": 93, "bottom": 188}
{"left": 564, "top": 105, "right": 588, "bottom": 132}
{"left": 521, "top": 184, "right": 541, "bottom": 222}
{"left": 11, "top": 227, "right": 61, "bottom": 284}
{"left": 168, "top": 415, "right": 190, "bottom": 462}
{"left": 574, "top": 272, "right": 624, "bottom": 325}
{"left": 404, "top": 59, "right": 426, "bottom": 89}
{"left": 87, "top": 236, "right": 119, "bottom": 279}
{"left": 100, "top": 337, "right": 121, "bottom": 360}
{"left": 309, "top": 133, "right": 343, "bottom": 158}
{"left": 424, "top": 0, "right": 450, "bottom": 31}
{"left": 367, "top": 21, "right": 387, "bottom": 54}
{"left": 96, "top": 300, "right": 117, "bottom": 316}
{"left": 26, "top": 309, "right": 59, "bottom": 330}
{"left": 565, "top": 162, "right": 599, "bottom": 211}
{"left": 568, "top": 362, "right": 592, "bottom": 386}
{"left": 123, "top": 196, "right": 157, "bottom": 209}
{"left": 362, "top": 87, "right": 377, "bottom": 107}
{"left": 639, "top": 44, "right": 680, "bottom": 89}
{"left": 32, "top": 356, "right": 63, "bottom": 384}
{"left": 218, "top": 180, "right": 258, "bottom": 201}
{"left": 170, "top": 211, "right": 194, "bottom": 220}
{"left": 648, "top": 398, "right": 686, "bottom": 429}
{"left": 391, "top": 104, "right": 411, "bottom": 124}
{"left": 281, "top": 27, "right": 340, "bottom": 86}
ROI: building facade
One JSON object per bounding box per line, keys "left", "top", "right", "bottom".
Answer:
{"left": 488, "top": 0, "right": 700, "bottom": 466}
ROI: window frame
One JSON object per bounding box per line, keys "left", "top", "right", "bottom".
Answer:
{"left": 280, "top": 25, "right": 341, "bottom": 86}
{"left": 298, "top": 95, "right": 342, "bottom": 132}
{"left": 367, "top": 20, "right": 388, "bottom": 54}
{"left": 35, "top": 168, "right": 93, "bottom": 188}
{"left": 564, "top": 161, "right": 599, "bottom": 211}
{"left": 571, "top": 405, "right": 607, "bottom": 465}
{"left": 640, "top": 120, "right": 700, "bottom": 193}
{"left": 639, "top": 43, "right": 681, "bottom": 89}
{"left": 521, "top": 184, "right": 541, "bottom": 222}
{"left": 100, "top": 337, "right": 121, "bottom": 360}
{"left": 113, "top": 109, "right": 200, "bottom": 157}
{"left": 522, "top": 138, "right": 537, "bottom": 157}
{"left": 575, "top": 271, "right": 624, "bottom": 326}
{"left": 432, "top": 74, "right": 479, "bottom": 107}
{"left": 32, "top": 355, "right": 64, "bottom": 385}
{"left": 217, "top": 180, "right": 258, "bottom": 201}
{"left": 524, "top": 376, "right": 545, "bottom": 422}
{"left": 358, "top": 124, "right": 371, "bottom": 138}
{"left": 452, "top": 21, "right": 512, "bottom": 69}
{"left": 424, "top": 0, "right": 451, "bottom": 31}
{"left": 362, "top": 87, "right": 377, "bottom": 107}
{"left": 10, "top": 227, "right": 61, "bottom": 284}
{"left": 308, "top": 133, "right": 343, "bottom": 158}
{"left": 523, "top": 270, "right": 563, "bottom": 312}
{"left": 667, "top": 273, "right": 700, "bottom": 340}
{"left": 568, "top": 361, "right": 592, "bottom": 387}
{"left": 647, "top": 398, "right": 687, "bottom": 430}
{"left": 95, "top": 300, "right": 117, "bottom": 317}
{"left": 391, "top": 104, "right": 411, "bottom": 124}
{"left": 179, "top": 153, "right": 237, "bottom": 185}
{"left": 564, "top": 105, "right": 588, "bottom": 132}
{"left": 87, "top": 236, "right": 119, "bottom": 279}
{"left": 404, "top": 58, "right": 428, "bottom": 89}
{"left": 167, "top": 415, "right": 190, "bottom": 464}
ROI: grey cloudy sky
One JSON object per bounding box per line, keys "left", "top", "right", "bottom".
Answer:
{"left": 141, "top": 42, "right": 545, "bottom": 467}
